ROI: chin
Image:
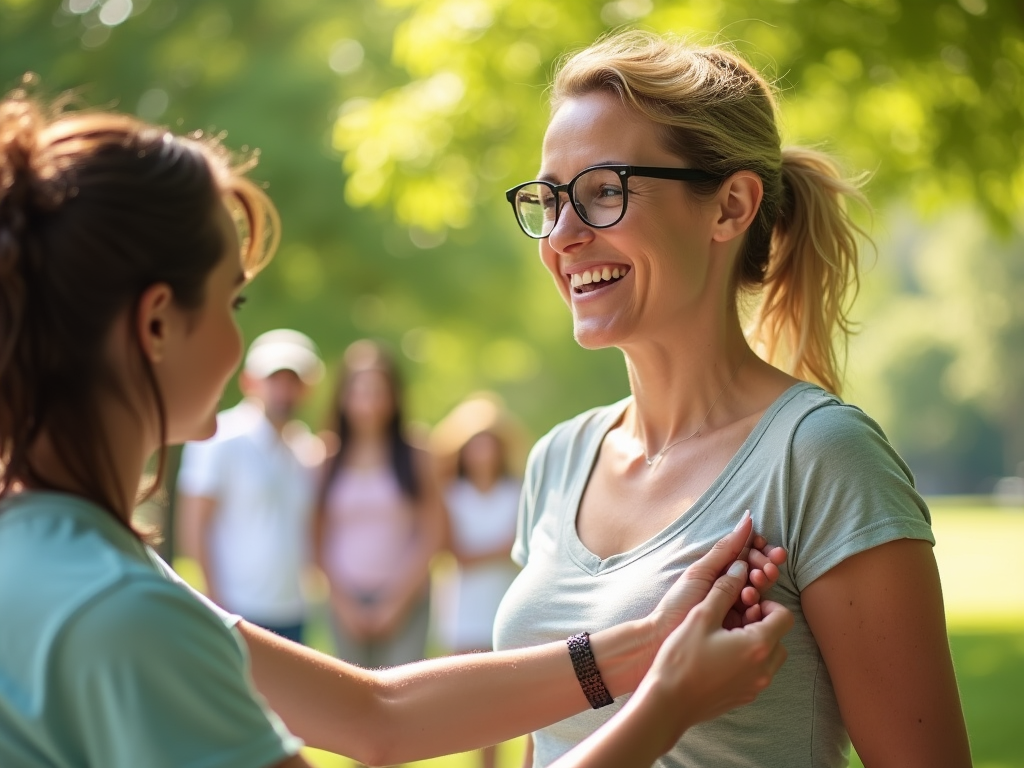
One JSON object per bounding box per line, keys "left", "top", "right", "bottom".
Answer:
{"left": 572, "top": 321, "right": 621, "bottom": 351}
{"left": 167, "top": 413, "right": 219, "bottom": 445}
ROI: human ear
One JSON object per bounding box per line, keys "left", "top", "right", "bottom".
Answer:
{"left": 135, "top": 283, "right": 176, "bottom": 364}
{"left": 711, "top": 171, "right": 763, "bottom": 244}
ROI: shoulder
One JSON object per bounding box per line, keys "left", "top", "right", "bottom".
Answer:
{"left": 785, "top": 389, "right": 901, "bottom": 470}
{"left": 200, "top": 402, "right": 264, "bottom": 448}
{"left": 0, "top": 499, "right": 150, "bottom": 636}
{"left": 282, "top": 420, "right": 326, "bottom": 468}
{"left": 62, "top": 574, "right": 229, "bottom": 657}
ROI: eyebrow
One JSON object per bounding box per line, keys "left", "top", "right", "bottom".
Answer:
{"left": 537, "top": 160, "right": 628, "bottom": 183}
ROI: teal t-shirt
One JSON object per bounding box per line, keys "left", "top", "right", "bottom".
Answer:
{"left": 0, "top": 491, "right": 303, "bottom": 768}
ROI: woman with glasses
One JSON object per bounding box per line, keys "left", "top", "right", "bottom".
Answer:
{"left": 496, "top": 31, "right": 970, "bottom": 768}
{"left": 0, "top": 87, "right": 792, "bottom": 768}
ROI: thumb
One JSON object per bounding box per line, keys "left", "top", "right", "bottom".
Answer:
{"left": 690, "top": 511, "right": 752, "bottom": 580}
{"left": 696, "top": 560, "right": 748, "bottom": 625}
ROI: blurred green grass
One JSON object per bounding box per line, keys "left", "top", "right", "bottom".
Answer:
{"left": 178, "top": 503, "right": 1024, "bottom": 767}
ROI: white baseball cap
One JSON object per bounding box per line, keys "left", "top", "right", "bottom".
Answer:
{"left": 244, "top": 329, "right": 325, "bottom": 386}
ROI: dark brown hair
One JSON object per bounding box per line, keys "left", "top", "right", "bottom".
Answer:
{"left": 0, "top": 83, "right": 279, "bottom": 524}
{"left": 317, "top": 339, "right": 420, "bottom": 511}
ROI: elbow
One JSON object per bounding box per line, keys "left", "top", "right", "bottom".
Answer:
{"left": 342, "top": 676, "right": 403, "bottom": 767}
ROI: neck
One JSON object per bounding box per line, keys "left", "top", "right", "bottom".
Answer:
{"left": 26, "top": 394, "right": 154, "bottom": 524}
{"left": 620, "top": 312, "right": 751, "bottom": 456}
{"left": 468, "top": 471, "right": 500, "bottom": 493}
{"left": 255, "top": 401, "right": 291, "bottom": 436}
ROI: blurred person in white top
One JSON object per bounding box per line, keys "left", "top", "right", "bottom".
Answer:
{"left": 177, "top": 329, "right": 326, "bottom": 643}
{"left": 430, "top": 393, "right": 528, "bottom": 768}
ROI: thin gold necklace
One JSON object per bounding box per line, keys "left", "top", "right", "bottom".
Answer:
{"left": 642, "top": 352, "right": 749, "bottom": 467}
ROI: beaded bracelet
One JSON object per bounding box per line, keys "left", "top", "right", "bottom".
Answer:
{"left": 567, "top": 632, "right": 615, "bottom": 709}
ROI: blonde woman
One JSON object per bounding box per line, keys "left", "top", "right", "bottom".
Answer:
{"left": 495, "top": 31, "right": 970, "bottom": 768}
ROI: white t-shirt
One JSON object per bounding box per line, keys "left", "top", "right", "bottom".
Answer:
{"left": 177, "top": 401, "right": 321, "bottom": 625}
{"left": 439, "top": 477, "right": 521, "bottom": 650}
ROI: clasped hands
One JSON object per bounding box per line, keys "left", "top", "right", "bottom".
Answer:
{"left": 632, "top": 510, "right": 793, "bottom": 740}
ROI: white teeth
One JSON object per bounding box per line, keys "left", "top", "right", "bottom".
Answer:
{"left": 571, "top": 266, "right": 628, "bottom": 290}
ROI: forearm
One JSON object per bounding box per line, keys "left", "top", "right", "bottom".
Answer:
{"left": 241, "top": 617, "right": 653, "bottom": 765}
{"left": 549, "top": 684, "right": 679, "bottom": 768}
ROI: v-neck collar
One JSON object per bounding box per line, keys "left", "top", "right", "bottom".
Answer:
{"left": 563, "top": 381, "right": 815, "bottom": 576}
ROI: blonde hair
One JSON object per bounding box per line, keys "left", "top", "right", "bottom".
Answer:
{"left": 552, "top": 31, "right": 868, "bottom": 395}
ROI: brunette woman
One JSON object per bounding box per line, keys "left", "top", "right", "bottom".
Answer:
{"left": 0, "top": 86, "right": 790, "bottom": 768}
{"left": 314, "top": 340, "right": 444, "bottom": 668}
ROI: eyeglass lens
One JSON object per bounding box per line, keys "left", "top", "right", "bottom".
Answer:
{"left": 514, "top": 167, "right": 625, "bottom": 237}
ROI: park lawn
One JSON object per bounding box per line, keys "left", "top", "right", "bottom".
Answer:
{"left": 196, "top": 504, "right": 1024, "bottom": 768}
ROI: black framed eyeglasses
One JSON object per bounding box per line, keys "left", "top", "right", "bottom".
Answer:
{"left": 505, "top": 164, "right": 721, "bottom": 239}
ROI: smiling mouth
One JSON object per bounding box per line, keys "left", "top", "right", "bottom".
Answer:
{"left": 570, "top": 266, "right": 630, "bottom": 295}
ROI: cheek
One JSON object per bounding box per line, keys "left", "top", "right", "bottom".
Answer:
{"left": 540, "top": 246, "right": 570, "bottom": 304}
{"left": 220, "top": 314, "right": 243, "bottom": 378}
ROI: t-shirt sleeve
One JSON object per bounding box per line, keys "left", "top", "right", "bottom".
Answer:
{"left": 146, "top": 547, "right": 241, "bottom": 628}
{"left": 53, "top": 578, "right": 303, "bottom": 768}
{"left": 177, "top": 438, "right": 227, "bottom": 499}
{"left": 786, "top": 403, "right": 936, "bottom": 591}
{"left": 510, "top": 432, "right": 553, "bottom": 568}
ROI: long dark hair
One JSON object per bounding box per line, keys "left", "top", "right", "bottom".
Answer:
{"left": 0, "top": 84, "right": 278, "bottom": 525}
{"left": 318, "top": 340, "right": 419, "bottom": 509}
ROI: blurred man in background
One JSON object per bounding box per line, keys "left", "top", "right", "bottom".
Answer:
{"left": 177, "top": 329, "right": 326, "bottom": 643}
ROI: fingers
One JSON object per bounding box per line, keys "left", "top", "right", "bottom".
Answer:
{"left": 749, "top": 600, "right": 795, "bottom": 643}
{"left": 692, "top": 511, "right": 752, "bottom": 579}
{"left": 697, "top": 559, "right": 749, "bottom": 625}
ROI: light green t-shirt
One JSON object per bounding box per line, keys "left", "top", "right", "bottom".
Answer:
{"left": 493, "top": 382, "right": 935, "bottom": 768}
{"left": 0, "top": 491, "right": 303, "bottom": 768}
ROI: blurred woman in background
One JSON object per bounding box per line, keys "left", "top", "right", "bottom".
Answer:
{"left": 313, "top": 339, "right": 445, "bottom": 669}
{"left": 431, "top": 393, "right": 527, "bottom": 768}
{"left": 432, "top": 393, "right": 527, "bottom": 655}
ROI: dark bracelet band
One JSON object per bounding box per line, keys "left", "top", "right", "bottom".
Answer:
{"left": 567, "top": 632, "right": 615, "bottom": 709}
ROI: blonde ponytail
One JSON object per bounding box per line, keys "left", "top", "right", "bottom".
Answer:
{"left": 750, "top": 148, "right": 868, "bottom": 395}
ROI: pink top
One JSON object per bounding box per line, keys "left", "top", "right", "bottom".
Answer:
{"left": 321, "top": 466, "right": 419, "bottom": 595}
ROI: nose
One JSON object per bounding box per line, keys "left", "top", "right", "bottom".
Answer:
{"left": 547, "top": 193, "right": 593, "bottom": 252}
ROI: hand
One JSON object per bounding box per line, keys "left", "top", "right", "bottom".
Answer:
{"left": 646, "top": 511, "right": 755, "bottom": 647}
{"left": 365, "top": 598, "right": 407, "bottom": 641}
{"left": 733, "top": 532, "right": 788, "bottom": 627}
{"left": 638, "top": 560, "right": 794, "bottom": 750}
{"left": 330, "top": 591, "right": 374, "bottom": 643}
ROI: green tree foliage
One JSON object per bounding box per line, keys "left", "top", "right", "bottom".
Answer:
{"left": 2, "top": 0, "right": 1021, "bottom": 487}
{"left": 336, "top": 0, "right": 1024, "bottom": 230}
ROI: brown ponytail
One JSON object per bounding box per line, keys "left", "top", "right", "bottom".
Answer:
{"left": 0, "top": 83, "right": 279, "bottom": 524}
{"left": 552, "top": 31, "right": 870, "bottom": 395}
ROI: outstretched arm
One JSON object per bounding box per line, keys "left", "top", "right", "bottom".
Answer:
{"left": 801, "top": 539, "right": 971, "bottom": 768}
{"left": 242, "top": 515, "right": 777, "bottom": 766}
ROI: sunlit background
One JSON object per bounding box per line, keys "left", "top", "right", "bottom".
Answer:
{"left": 3, "top": 0, "right": 1023, "bottom": 766}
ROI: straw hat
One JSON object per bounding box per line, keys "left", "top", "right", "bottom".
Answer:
{"left": 429, "top": 391, "right": 530, "bottom": 479}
